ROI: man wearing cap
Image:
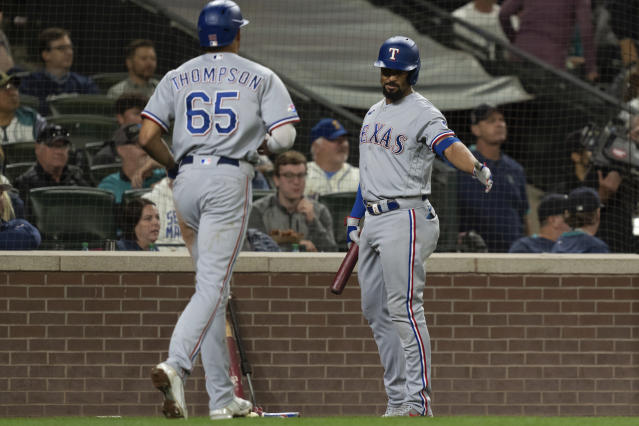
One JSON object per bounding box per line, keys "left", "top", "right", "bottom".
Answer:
{"left": 552, "top": 186, "right": 609, "bottom": 253}
{"left": 0, "top": 181, "right": 41, "bottom": 250}
{"left": 97, "top": 123, "right": 165, "bottom": 204}
{"left": 0, "top": 72, "right": 47, "bottom": 144}
{"left": 13, "top": 124, "right": 89, "bottom": 209}
{"left": 304, "top": 118, "right": 359, "bottom": 198}
{"left": 509, "top": 193, "right": 570, "bottom": 253}
{"left": 457, "top": 103, "right": 529, "bottom": 252}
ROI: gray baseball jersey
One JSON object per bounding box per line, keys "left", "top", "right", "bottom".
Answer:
{"left": 357, "top": 91, "right": 457, "bottom": 417}
{"left": 143, "top": 51, "right": 299, "bottom": 412}
{"left": 359, "top": 92, "right": 453, "bottom": 201}
{"left": 142, "top": 52, "right": 299, "bottom": 161}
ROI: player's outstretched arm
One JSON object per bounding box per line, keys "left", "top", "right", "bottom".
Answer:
{"left": 139, "top": 119, "right": 177, "bottom": 171}
{"left": 443, "top": 142, "right": 493, "bottom": 192}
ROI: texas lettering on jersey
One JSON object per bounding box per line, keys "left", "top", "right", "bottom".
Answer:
{"left": 359, "top": 122, "right": 406, "bottom": 155}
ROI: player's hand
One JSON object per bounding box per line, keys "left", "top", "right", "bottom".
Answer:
{"left": 472, "top": 161, "right": 493, "bottom": 193}
{"left": 346, "top": 216, "right": 361, "bottom": 249}
{"left": 257, "top": 138, "right": 271, "bottom": 156}
{"left": 297, "top": 198, "right": 315, "bottom": 223}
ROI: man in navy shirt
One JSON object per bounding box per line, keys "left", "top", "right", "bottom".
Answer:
{"left": 0, "top": 182, "right": 40, "bottom": 250}
{"left": 458, "top": 104, "right": 529, "bottom": 252}
{"left": 19, "top": 27, "right": 98, "bottom": 116}
{"left": 509, "top": 193, "right": 569, "bottom": 253}
{"left": 552, "top": 187, "right": 609, "bottom": 253}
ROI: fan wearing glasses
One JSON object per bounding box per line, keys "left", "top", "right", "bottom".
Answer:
{"left": 19, "top": 27, "right": 99, "bottom": 116}
{"left": 248, "top": 150, "right": 337, "bottom": 252}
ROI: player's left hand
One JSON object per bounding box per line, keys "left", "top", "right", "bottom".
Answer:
{"left": 473, "top": 161, "right": 493, "bottom": 193}
{"left": 297, "top": 198, "right": 315, "bottom": 223}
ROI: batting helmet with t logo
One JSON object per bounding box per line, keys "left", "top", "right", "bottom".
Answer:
{"left": 198, "top": 0, "right": 249, "bottom": 48}
{"left": 374, "top": 36, "right": 421, "bottom": 86}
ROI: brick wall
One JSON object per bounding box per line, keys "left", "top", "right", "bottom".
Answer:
{"left": 0, "top": 254, "right": 638, "bottom": 417}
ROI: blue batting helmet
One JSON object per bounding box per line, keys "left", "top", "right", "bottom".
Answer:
{"left": 198, "top": 0, "right": 249, "bottom": 48}
{"left": 374, "top": 36, "right": 420, "bottom": 86}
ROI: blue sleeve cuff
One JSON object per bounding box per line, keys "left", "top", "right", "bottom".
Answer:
{"left": 349, "top": 185, "right": 366, "bottom": 219}
{"left": 433, "top": 136, "right": 460, "bottom": 159}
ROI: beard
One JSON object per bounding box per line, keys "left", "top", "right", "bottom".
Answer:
{"left": 382, "top": 85, "right": 404, "bottom": 103}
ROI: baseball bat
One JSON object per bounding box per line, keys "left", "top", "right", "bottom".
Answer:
{"left": 225, "top": 320, "right": 245, "bottom": 399}
{"left": 228, "top": 294, "right": 257, "bottom": 409}
{"left": 330, "top": 243, "right": 358, "bottom": 295}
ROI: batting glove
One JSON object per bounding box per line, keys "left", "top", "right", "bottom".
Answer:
{"left": 472, "top": 161, "right": 493, "bottom": 193}
{"left": 346, "top": 216, "right": 361, "bottom": 249}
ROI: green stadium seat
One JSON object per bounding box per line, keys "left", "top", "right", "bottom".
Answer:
{"left": 252, "top": 189, "right": 275, "bottom": 201}
{"left": 90, "top": 72, "right": 129, "bottom": 93}
{"left": 317, "top": 191, "right": 357, "bottom": 252}
{"left": 122, "top": 188, "right": 153, "bottom": 206}
{"left": 90, "top": 163, "right": 121, "bottom": 185}
{"left": 2, "top": 141, "right": 36, "bottom": 164}
{"left": 19, "top": 94, "right": 39, "bottom": 110}
{"left": 48, "top": 94, "right": 116, "bottom": 116}
{"left": 84, "top": 141, "right": 110, "bottom": 158}
{"left": 47, "top": 115, "right": 119, "bottom": 148}
{"left": 28, "top": 186, "right": 117, "bottom": 250}
{"left": 3, "top": 162, "right": 34, "bottom": 183}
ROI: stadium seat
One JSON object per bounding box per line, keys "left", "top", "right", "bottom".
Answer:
{"left": 2, "top": 141, "right": 36, "bottom": 164}
{"left": 3, "top": 162, "right": 35, "bottom": 183}
{"left": 90, "top": 163, "right": 121, "bottom": 185}
{"left": 429, "top": 158, "right": 459, "bottom": 252}
{"left": 252, "top": 189, "right": 275, "bottom": 201}
{"left": 48, "top": 94, "right": 116, "bottom": 116}
{"left": 28, "top": 186, "right": 117, "bottom": 250}
{"left": 47, "top": 115, "right": 119, "bottom": 148}
{"left": 122, "top": 188, "right": 152, "bottom": 205}
{"left": 19, "top": 94, "right": 39, "bottom": 111}
{"left": 84, "top": 140, "right": 111, "bottom": 158}
{"left": 317, "top": 191, "right": 357, "bottom": 252}
{"left": 90, "top": 72, "right": 129, "bottom": 93}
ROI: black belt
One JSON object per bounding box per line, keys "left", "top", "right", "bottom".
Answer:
{"left": 180, "top": 155, "right": 239, "bottom": 167}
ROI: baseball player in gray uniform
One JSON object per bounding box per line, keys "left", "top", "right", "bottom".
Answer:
{"left": 346, "top": 36, "right": 493, "bottom": 417}
{"left": 137, "top": 0, "right": 299, "bottom": 420}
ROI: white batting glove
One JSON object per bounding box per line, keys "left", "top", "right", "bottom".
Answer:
{"left": 346, "top": 216, "right": 361, "bottom": 249}
{"left": 473, "top": 161, "right": 493, "bottom": 193}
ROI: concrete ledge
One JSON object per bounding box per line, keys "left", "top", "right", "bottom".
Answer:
{"left": 2, "top": 251, "right": 639, "bottom": 274}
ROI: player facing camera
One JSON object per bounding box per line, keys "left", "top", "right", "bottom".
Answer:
{"left": 578, "top": 117, "right": 639, "bottom": 178}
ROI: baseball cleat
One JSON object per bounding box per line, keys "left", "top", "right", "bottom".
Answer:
{"left": 151, "top": 362, "right": 188, "bottom": 419}
{"left": 382, "top": 404, "right": 404, "bottom": 417}
{"left": 209, "top": 396, "right": 253, "bottom": 420}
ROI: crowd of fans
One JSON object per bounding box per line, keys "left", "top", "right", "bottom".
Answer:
{"left": 1, "top": 0, "right": 638, "bottom": 254}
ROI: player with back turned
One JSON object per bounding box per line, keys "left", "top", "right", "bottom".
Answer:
{"left": 346, "top": 36, "right": 493, "bottom": 417}
{"left": 137, "top": 0, "right": 299, "bottom": 420}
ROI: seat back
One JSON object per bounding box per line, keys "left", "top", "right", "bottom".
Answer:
{"left": 2, "top": 141, "right": 36, "bottom": 164}
{"left": 90, "top": 163, "right": 121, "bottom": 185}
{"left": 89, "top": 72, "right": 130, "bottom": 93}
{"left": 47, "top": 115, "right": 119, "bottom": 149}
{"left": 252, "top": 189, "right": 275, "bottom": 202}
{"left": 317, "top": 191, "right": 357, "bottom": 252}
{"left": 48, "top": 94, "right": 116, "bottom": 116}
{"left": 28, "top": 186, "right": 116, "bottom": 250}
{"left": 3, "top": 162, "right": 35, "bottom": 183}
{"left": 429, "top": 158, "right": 458, "bottom": 252}
{"left": 19, "top": 94, "right": 39, "bottom": 110}
{"left": 122, "top": 188, "right": 153, "bottom": 206}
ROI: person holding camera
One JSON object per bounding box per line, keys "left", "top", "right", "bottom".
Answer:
{"left": 556, "top": 116, "right": 639, "bottom": 253}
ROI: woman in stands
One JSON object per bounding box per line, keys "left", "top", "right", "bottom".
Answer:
{"left": 117, "top": 197, "right": 160, "bottom": 251}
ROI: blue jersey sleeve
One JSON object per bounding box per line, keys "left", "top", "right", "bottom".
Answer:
{"left": 349, "top": 185, "right": 366, "bottom": 219}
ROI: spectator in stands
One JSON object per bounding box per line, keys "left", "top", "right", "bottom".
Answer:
{"left": 304, "top": 118, "right": 359, "bottom": 198}
{"left": 142, "top": 177, "right": 187, "bottom": 252}
{"left": 249, "top": 150, "right": 337, "bottom": 252}
{"left": 451, "top": 0, "right": 510, "bottom": 60}
{"left": 0, "top": 10, "right": 14, "bottom": 73}
{"left": 606, "top": 0, "right": 639, "bottom": 68}
{"left": 0, "top": 71, "right": 46, "bottom": 144}
{"left": 92, "top": 93, "right": 148, "bottom": 166}
{"left": 0, "top": 182, "right": 40, "bottom": 250}
{"left": 97, "top": 123, "right": 165, "bottom": 203}
{"left": 19, "top": 27, "right": 99, "bottom": 115}
{"left": 117, "top": 197, "right": 160, "bottom": 251}
{"left": 0, "top": 148, "right": 24, "bottom": 218}
{"left": 457, "top": 104, "right": 529, "bottom": 252}
{"left": 509, "top": 193, "right": 570, "bottom": 253}
{"left": 107, "top": 39, "right": 159, "bottom": 99}
{"left": 552, "top": 186, "right": 609, "bottom": 253}
{"left": 498, "top": 0, "right": 598, "bottom": 82}
{"left": 13, "top": 124, "right": 89, "bottom": 207}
